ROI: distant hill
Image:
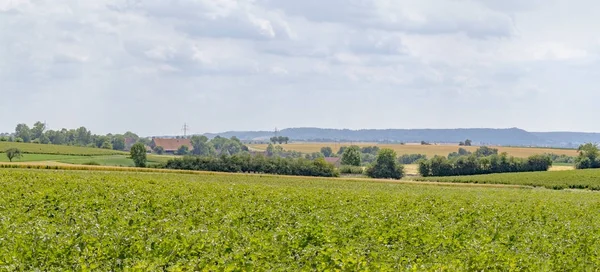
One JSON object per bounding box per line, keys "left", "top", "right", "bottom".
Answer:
{"left": 200, "top": 127, "right": 600, "bottom": 147}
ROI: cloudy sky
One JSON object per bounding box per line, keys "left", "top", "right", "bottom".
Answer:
{"left": 1, "top": 0, "right": 599, "bottom": 136}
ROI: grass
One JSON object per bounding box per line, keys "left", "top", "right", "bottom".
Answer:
{"left": 248, "top": 143, "right": 579, "bottom": 158}
{"left": 2, "top": 169, "right": 600, "bottom": 270}
{"left": 0, "top": 142, "right": 126, "bottom": 156}
{"left": 416, "top": 168, "right": 600, "bottom": 190}
{"left": 0, "top": 153, "right": 175, "bottom": 167}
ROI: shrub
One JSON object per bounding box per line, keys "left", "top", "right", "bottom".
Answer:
{"left": 399, "top": 154, "right": 427, "bottom": 164}
{"left": 82, "top": 161, "right": 101, "bottom": 166}
{"left": 339, "top": 165, "right": 364, "bottom": 175}
{"left": 366, "top": 149, "right": 404, "bottom": 180}
{"left": 164, "top": 154, "right": 339, "bottom": 178}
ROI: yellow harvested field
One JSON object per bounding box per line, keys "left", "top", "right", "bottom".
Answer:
{"left": 248, "top": 143, "right": 579, "bottom": 158}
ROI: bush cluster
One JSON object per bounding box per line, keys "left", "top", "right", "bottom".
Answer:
{"left": 419, "top": 153, "right": 552, "bottom": 177}
{"left": 398, "top": 154, "right": 427, "bottom": 164}
{"left": 164, "top": 154, "right": 339, "bottom": 177}
{"left": 339, "top": 165, "right": 365, "bottom": 175}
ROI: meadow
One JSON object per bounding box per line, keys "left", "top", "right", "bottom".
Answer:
{"left": 416, "top": 168, "right": 600, "bottom": 190}
{"left": 0, "top": 142, "right": 126, "bottom": 156}
{"left": 2, "top": 168, "right": 600, "bottom": 270}
{"left": 248, "top": 143, "right": 579, "bottom": 158}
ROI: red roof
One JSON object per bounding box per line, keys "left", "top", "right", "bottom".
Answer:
{"left": 324, "top": 157, "right": 341, "bottom": 164}
{"left": 153, "top": 138, "right": 192, "bottom": 151}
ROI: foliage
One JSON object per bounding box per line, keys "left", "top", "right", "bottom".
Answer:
{"left": 459, "top": 139, "right": 472, "bottom": 146}
{"left": 130, "top": 143, "right": 147, "bottom": 167}
{"left": 153, "top": 146, "right": 165, "bottom": 155}
{"left": 366, "top": 149, "right": 404, "bottom": 179}
{"left": 360, "top": 146, "right": 380, "bottom": 155}
{"left": 338, "top": 165, "right": 364, "bottom": 175}
{"left": 341, "top": 146, "right": 361, "bottom": 166}
{"left": 448, "top": 148, "right": 472, "bottom": 159}
{"left": 360, "top": 153, "right": 376, "bottom": 165}
{"left": 101, "top": 140, "right": 113, "bottom": 150}
{"left": 112, "top": 136, "right": 126, "bottom": 151}
{"left": 545, "top": 153, "right": 575, "bottom": 164}
{"left": 176, "top": 145, "right": 190, "bottom": 156}
{"left": 575, "top": 143, "right": 600, "bottom": 169}
{"left": 15, "top": 124, "right": 31, "bottom": 143}
{"left": 5, "top": 148, "right": 23, "bottom": 162}
{"left": 305, "top": 152, "right": 324, "bottom": 160}
{"left": 420, "top": 141, "right": 431, "bottom": 145}
{"left": 320, "top": 147, "right": 333, "bottom": 157}
{"left": 3, "top": 169, "right": 600, "bottom": 270}
{"left": 398, "top": 154, "right": 427, "bottom": 164}
{"left": 474, "top": 146, "right": 498, "bottom": 157}
{"left": 165, "top": 155, "right": 339, "bottom": 177}
{"left": 270, "top": 136, "right": 290, "bottom": 144}
{"left": 419, "top": 153, "right": 552, "bottom": 177}
{"left": 416, "top": 168, "right": 600, "bottom": 190}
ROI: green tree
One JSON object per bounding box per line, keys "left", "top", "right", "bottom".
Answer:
{"left": 130, "top": 143, "right": 147, "bottom": 167}
{"left": 320, "top": 147, "right": 333, "bottom": 157}
{"left": 176, "top": 145, "right": 190, "bottom": 156}
{"left": 5, "top": 148, "right": 23, "bottom": 162}
{"left": 474, "top": 146, "right": 498, "bottom": 157}
{"left": 366, "top": 149, "right": 404, "bottom": 179}
{"left": 76, "top": 127, "right": 92, "bottom": 146}
{"left": 101, "top": 140, "right": 113, "bottom": 150}
{"left": 575, "top": 143, "right": 600, "bottom": 169}
{"left": 31, "top": 121, "right": 46, "bottom": 140}
{"left": 465, "top": 139, "right": 472, "bottom": 146}
{"left": 341, "top": 145, "right": 361, "bottom": 166}
{"left": 112, "top": 135, "right": 126, "bottom": 151}
{"left": 153, "top": 146, "right": 165, "bottom": 155}
{"left": 15, "top": 124, "right": 31, "bottom": 143}
{"left": 191, "top": 135, "right": 215, "bottom": 156}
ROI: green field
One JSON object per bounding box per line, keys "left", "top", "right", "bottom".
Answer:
{"left": 0, "top": 153, "right": 173, "bottom": 167}
{"left": 416, "top": 168, "right": 600, "bottom": 190}
{"left": 2, "top": 169, "right": 600, "bottom": 270}
{"left": 0, "top": 142, "right": 126, "bottom": 156}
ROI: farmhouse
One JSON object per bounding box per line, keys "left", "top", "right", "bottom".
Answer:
{"left": 152, "top": 138, "right": 193, "bottom": 154}
{"left": 324, "top": 157, "right": 341, "bottom": 167}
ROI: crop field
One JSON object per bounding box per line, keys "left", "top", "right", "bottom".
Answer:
{"left": 0, "top": 153, "right": 173, "bottom": 167}
{"left": 0, "top": 142, "right": 126, "bottom": 156}
{"left": 416, "top": 168, "right": 600, "bottom": 190}
{"left": 248, "top": 143, "right": 579, "bottom": 158}
{"left": 2, "top": 169, "right": 600, "bottom": 270}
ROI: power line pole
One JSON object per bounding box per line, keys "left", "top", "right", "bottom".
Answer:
{"left": 182, "top": 123, "right": 190, "bottom": 138}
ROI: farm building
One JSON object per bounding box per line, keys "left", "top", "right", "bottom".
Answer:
{"left": 324, "top": 157, "right": 341, "bottom": 167}
{"left": 152, "top": 138, "right": 193, "bottom": 154}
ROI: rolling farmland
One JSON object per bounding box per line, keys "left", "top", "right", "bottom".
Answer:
{"left": 0, "top": 142, "right": 127, "bottom": 156}
{"left": 416, "top": 168, "right": 600, "bottom": 190}
{"left": 248, "top": 143, "right": 578, "bottom": 158}
{"left": 2, "top": 168, "right": 600, "bottom": 270}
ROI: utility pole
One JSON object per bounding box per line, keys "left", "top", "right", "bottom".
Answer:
{"left": 182, "top": 123, "right": 190, "bottom": 138}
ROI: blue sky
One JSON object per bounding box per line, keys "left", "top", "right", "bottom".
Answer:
{"left": 1, "top": 0, "right": 599, "bottom": 136}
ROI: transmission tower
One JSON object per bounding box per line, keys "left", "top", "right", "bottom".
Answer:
{"left": 182, "top": 123, "right": 190, "bottom": 137}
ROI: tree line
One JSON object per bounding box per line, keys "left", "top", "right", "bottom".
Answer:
{"left": 163, "top": 154, "right": 339, "bottom": 178}
{"left": 418, "top": 147, "right": 552, "bottom": 177}
{"left": 1, "top": 121, "right": 144, "bottom": 151}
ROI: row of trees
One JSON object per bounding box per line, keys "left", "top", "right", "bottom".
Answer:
{"left": 419, "top": 152, "right": 552, "bottom": 177}
{"left": 270, "top": 136, "right": 290, "bottom": 144}
{"left": 4, "top": 122, "right": 143, "bottom": 151}
{"left": 575, "top": 143, "right": 600, "bottom": 169}
{"left": 164, "top": 154, "right": 339, "bottom": 177}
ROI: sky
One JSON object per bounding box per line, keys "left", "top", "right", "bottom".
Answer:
{"left": 1, "top": 0, "right": 599, "bottom": 136}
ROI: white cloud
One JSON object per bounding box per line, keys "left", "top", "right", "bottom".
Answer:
{"left": 1, "top": 0, "right": 600, "bottom": 135}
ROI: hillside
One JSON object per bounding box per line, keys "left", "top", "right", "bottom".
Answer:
{"left": 204, "top": 127, "right": 599, "bottom": 147}
{"left": 0, "top": 142, "right": 127, "bottom": 156}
